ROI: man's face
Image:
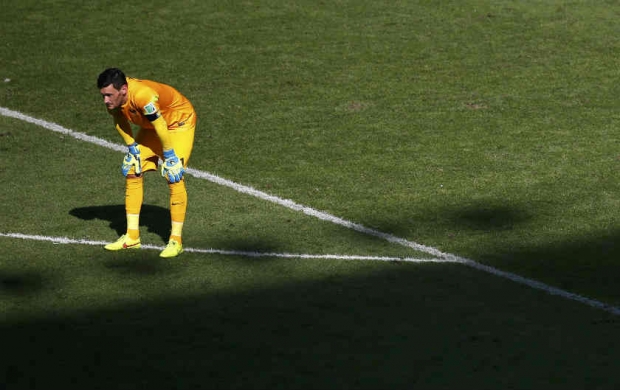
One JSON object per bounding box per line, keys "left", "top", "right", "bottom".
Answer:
{"left": 100, "top": 84, "right": 127, "bottom": 110}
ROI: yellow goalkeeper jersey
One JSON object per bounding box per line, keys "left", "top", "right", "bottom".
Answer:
{"left": 119, "top": 77, "right": 196, "bottom": 130}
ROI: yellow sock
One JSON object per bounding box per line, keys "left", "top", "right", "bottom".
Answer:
{"left": 125, "top": 176, "right": 144, "bottom": 240}
{"left": 169, "top": 179, "right": 187, "bottom": 244}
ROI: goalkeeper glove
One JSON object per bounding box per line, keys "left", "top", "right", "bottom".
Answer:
{"left": 161, "top": 149, "right": 185, "bottom": 183}
{"left": 121, "top": 142, "right": 142, "bottom": 177}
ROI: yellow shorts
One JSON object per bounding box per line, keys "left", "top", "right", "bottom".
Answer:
{"left": 135, "top": 124, "right": 195, "bottom": 173}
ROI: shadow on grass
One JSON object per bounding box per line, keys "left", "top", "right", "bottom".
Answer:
{"left": 367, "top": 201, "right": 533, "bottom": 239}
{"left": 369, "top": 201, "right": 620, "bottom": 305}
{"left": 1, "top": 262, "right": 619, "bottom": 390}
{"left": 212, "top": 237, "right": 281, "bottom": 254}
{"left": 444, "top": 202, "right": 532, "bottom": 231}
{"left": 70, "top": 205, "right": 171, "bottom": 243}
{"left": 0, "top": 271, "right": 46, "bottom": 296}
{"left": 479, "top": 229, "right": 620, "bottom": 305}
{"left": 103, "top": 254, "right": 173, "bottom": 276}
{"left": 428, "top": 201, "right": 620, "bottom": 304}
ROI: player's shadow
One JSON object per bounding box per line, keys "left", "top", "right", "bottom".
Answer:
{"left": 70, "top": 205, "right": 170, "bottom": 243}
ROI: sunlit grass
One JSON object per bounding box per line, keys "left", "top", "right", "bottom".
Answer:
{"left": 2, "top": 1, "right": 620, "bottom": 389}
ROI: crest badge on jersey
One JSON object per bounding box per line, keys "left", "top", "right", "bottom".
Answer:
{"left": 143, "top": 102, "right": 158, "bottom": 115}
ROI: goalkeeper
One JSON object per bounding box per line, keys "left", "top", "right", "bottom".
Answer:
{"left": 97, "top": 68, "right": 196, "bottom": 258}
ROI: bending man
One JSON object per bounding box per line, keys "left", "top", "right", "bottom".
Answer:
{"left": 97, "top": 68, "right": 196, "bottom": 258}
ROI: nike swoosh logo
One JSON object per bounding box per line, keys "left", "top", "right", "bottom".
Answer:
{"left": 123, "top": 242, "right": 140, "bottom": 248}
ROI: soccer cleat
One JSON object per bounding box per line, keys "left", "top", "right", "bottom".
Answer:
{"left": 160, "top": 239, "right": 183, "bottom": 258}
{"left": 104, "top": 234, "right": 141, "bottom": 251}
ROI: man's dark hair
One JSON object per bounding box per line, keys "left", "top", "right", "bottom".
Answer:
{"left": 97, "top": 68, "right": 127, "bottom": 89}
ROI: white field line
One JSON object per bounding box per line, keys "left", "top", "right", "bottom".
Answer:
{"left": 0, "top": 232, "right": 447, "bottom": 263}
{"left": 2, "top": 106, "right": 619, "bottom": 316}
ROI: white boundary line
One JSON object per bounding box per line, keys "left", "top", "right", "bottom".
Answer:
{"left": 0, "top": 232, "right": 447, "bottom": 263}
{"left": 2, "top": 106, "right": 619, "bottom": 316}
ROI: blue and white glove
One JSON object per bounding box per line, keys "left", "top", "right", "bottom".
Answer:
{"left": 161, "top": 149, "right": 185, "bottom": 183}
{"left": 121, "top": 142, "right": 142, "bottom": 176}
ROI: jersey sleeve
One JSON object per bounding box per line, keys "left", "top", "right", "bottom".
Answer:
{"left": 133, "top": 86, "right": 162, "bottom": 121}
{"left": 133, "top": 85, "right": 174, "bottom": 150}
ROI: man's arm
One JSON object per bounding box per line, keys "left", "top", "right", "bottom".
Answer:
{"left": 140, "top": 96, "right": 184, "bottom": 183}
{"left": 113, "top": 112, "right": 136, "bottom": 146}
{"left": 111, "top": 112, "right": 142, "bottom": 176}
{"left": 151, "top": 116, "right": 173, "bottom": 150}
{"left": 148, "top": 111, "right": 184, "bottom": 183}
